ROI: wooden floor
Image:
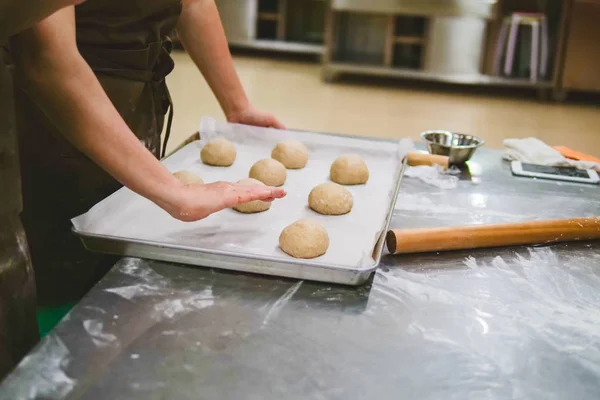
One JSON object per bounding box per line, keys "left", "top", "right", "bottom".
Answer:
{"left": 166, "top": 51, "right": 600, "bottom": 157}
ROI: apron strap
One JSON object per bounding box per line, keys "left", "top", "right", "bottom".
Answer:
{"left": 79, "top": 40, "right": 175, "bottom": 159}
{"left": 161, "top": 88, "right": 173, "bottom": 159}
{"left": 157, "top": 38, "right": 174, "bottom": 158}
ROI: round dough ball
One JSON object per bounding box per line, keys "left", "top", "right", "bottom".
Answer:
{"left": 279, "top": 219, "right": 329, "bottom": 259}
{"left": 330, "top": 154, "right": 369, "bottom": 185}
{"left": 233, "top": 178, "right": 272, "bottom": 214}
{"left": 249, "top": 158, "right": 287, "bottom": 186}
{"left": 201, "top": 138, "right": 236, "bottom": 166}
{"left": 308, "top": 182, "right": 353, "bottom": 215}
{"left": 173, "top": 170, "right": 204, "bottom": 185}
{"left": 271, "top": 140, "right": 308, "bottom": 169}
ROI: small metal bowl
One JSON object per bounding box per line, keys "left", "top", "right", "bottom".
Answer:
{"left": 420, "top": 130, "right": 485, "bottom": 165}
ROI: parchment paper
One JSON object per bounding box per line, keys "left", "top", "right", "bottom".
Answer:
{"left": 72, "top": 117, "right": 404, "bottom": 269}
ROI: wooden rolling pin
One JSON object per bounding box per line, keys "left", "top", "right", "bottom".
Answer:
{"left": 386, "top": 217, "right": 600, "bottom": 254}
{"left": 407, "top": 152, "right": 449, "bottom": 168}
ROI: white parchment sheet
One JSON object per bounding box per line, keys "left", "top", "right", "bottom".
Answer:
{"left": 72, "top": 117, "right": 404, "bottom": 269}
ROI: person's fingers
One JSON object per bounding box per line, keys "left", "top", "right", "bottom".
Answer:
{"left": 270, "top": 117, "right": 286, "bottom": 130}
{"left": 261, "top": 113, "right": 286, "bottom": 129}
{"left": 221, "top": 185, "right": 285, "bottom": 208}
{"left": 236, "top": 184, "right": 286, "bottom": 198}
{"left": 259, "top": 194, "right": 279, "bottom": 203}
{"left": 172, "top": 183, "right": 287, "bottom": 221}
{"left": 268, "top": 187, "right": 286, "bottom": 198}
{"left": 253, "top": 112, "right": 285, "bottom": 130}
{"left": 221, "top": 190, "right": 260, "bottom": 208}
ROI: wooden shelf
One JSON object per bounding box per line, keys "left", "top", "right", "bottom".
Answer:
{"left": 324, "top": 62, "right": 554, "bottom": 88}
{"left": 229, "top": 39, "right": 324, "bottom": 55}
{"left": 258, "top": 12, "right": 281, "bottom": 21}
{"left": 329, "top": 0, "right": 497, "bottom": 19}
{"left": 320, "top": 2, "right": 575, "bottom": 99}
{"left": 393, "top": 36, "right": 424, "bottom": 45}
{"left": 383, "top": 15, "right": 427, "bottom": 68}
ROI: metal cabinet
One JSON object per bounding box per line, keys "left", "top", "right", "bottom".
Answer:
{"left": 424, "top": 17, "right": 487, "bottom": 75}
{"left": 323, "top": 1, "right": 499, "bottom": 84}
{"left": 216, "top": 0, "right": 327, "bottom": 55}
{"left": 216, "top": 0, "right": 257, "bottom": 43}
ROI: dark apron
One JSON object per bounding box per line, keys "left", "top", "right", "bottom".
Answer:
{"left": 0, "top": 43, "right": 39, "bottom": 380}
{"left": 15, "top": 0, "right": 182, "bottom": 306}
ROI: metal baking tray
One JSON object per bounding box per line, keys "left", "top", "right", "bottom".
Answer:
{"left": 73, "top": 121, "right": 408, "bottom": 286}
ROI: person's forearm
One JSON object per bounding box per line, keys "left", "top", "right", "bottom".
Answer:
{"left": 16, "top": 51, "right": 183, "bottom": 211}
{"left": 10, "top": 9, "right": 183, "bottom": 213}
{"left": 176, "top": 0, "right": 249, "bottom": 118}
{"left": 9, "top": 6, "right": 286, "bottom": 223}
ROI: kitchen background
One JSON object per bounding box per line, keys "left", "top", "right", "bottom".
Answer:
{"left": 165, "top": 0, "right": 600, "bottom": 155}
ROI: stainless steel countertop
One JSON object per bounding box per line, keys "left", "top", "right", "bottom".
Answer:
{"left": 2, "top": 147, "right": 600, "bottom": 400}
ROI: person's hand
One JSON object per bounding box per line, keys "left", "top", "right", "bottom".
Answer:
{"left": 162, "top": 181, "right": 286, "bottom": 222}
{"left": 226, "top": 104, "right": 286, "bottom": 129}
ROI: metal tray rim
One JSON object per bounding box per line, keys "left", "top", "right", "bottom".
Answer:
{"left": 75, "top": 129, "right": 407, "bottom": 285}
{"left": 73, "top": 227, "right": 380, "bottom": 272}
{"left": 74, "top": 232, "right": 377, "bottom": 285}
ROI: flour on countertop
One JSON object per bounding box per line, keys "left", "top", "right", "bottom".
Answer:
{"left": 404, "top": 165, "right": 459, "bottom": 189}
{"left": 0, "top": 335, "right": 76, "bottom": 400}
{"left": 153, "top": 287, "right": 215, "bottom": 320}
{"left": 262, "top": 281, "right": 303, "bottom": 327}
{"left": 83, "top": 320, "right": 119, "bottom": 348}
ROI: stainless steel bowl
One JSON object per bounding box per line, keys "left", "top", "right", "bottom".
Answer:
{"left": 420, "top": 130, "right": 485, "bottom": 164}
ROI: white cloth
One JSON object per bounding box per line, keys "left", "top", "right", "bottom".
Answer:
{"left": 503, "top": 137, "right": 600, "bottom": 172}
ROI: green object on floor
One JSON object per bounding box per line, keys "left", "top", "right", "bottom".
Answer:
{"left": 36, "top": 303, "right": 75, "bottom": 338}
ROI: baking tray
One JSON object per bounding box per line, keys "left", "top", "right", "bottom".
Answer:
{"left": 73, "top": 119, "right": 408, "bottom": 285}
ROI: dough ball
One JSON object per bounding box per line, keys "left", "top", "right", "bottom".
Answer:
{"left": 271, "top": 140, "right": 308, "bottom": 169}
{"left": 279, "top": 219, "right": 329, "bottom": 259}
{"left": 308, "top": 182, "right": 353, "bottom": 215}
{"left": 233, "top": 178, "right": 272, "bottom": 214}
{"left": 330, "top": 154, "right": 369, "bottom": 185}
{"left": 173, "top": 170, "right": 204, "bottom": 185}
{"left": 249, "top": 158, "right": 287, "bottom": 187}
{"left": 201, "top": 138, "right": 236, "bottom": 166}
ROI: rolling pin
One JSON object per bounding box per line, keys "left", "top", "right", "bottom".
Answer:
{"left": 386, "top": 217, "right": 600, "bottom": 254}
{"left": 407, "top": 152, "right": 449, "bottom": 169}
